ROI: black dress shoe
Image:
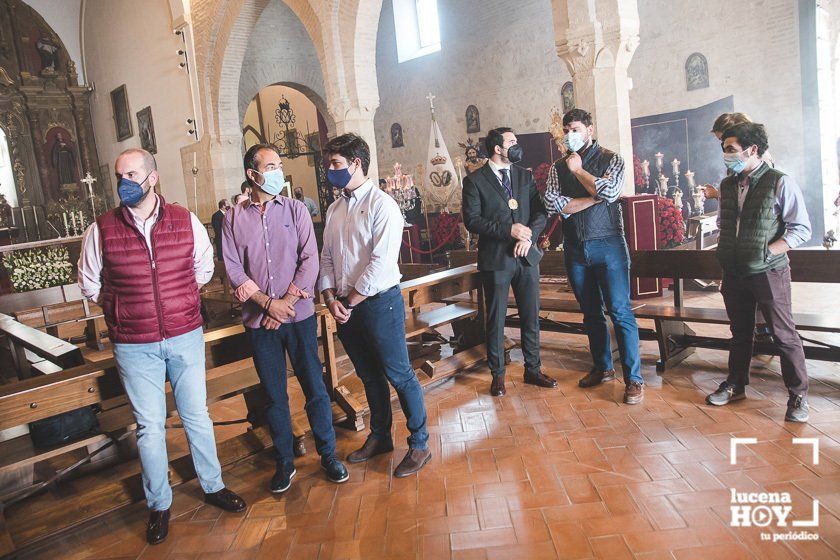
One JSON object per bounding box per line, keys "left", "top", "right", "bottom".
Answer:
{"left": 146, "top": 509, "right": 170, "bottom": 545}
{"left": 578, "top": 368, "right": 616, "bottom": 388}
{"left": 204, "top": 488, "right": 246, "bottom": 512}
{"left": 347, "top": 436, "right": 394, "bottom": 464}
{"left": 490, "top": 375, "right": 506, "bottom": 397}
{"left": 523, "top": 371, "right": 558, "bottom": 388}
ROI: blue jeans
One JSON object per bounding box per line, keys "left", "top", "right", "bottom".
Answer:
{"left": 337, "top": 286, "right": 429, "bottom": 449}
{"left": 564, "top": 235, "right": 643, "bottom": 384}
{"left": 247, "top": 315, "right": 337, "bottom": 466}
{"left": 113, "top": 327, "right": 224, "bottom": 511}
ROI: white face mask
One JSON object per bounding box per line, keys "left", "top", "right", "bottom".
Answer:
{"left": 564, "top": 131, "right": 586, "bottom": 152}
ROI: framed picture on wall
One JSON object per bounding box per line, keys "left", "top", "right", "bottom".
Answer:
{"left": 136, "top": 106, "right": 157, "bottom": 154}
{"left": 110, "top": 85, "right": 132, "bottom": 142}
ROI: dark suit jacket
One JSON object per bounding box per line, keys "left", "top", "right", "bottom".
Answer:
{"left": 462, "top": 162, "right": 547, "bottom": 271}
{"left": 211, "top": 210, "right": 225, "bottom": 257}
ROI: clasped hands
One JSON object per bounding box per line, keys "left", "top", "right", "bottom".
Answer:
{"left": 511, "top": 223, "right": 532, "bottom": 258}
{"left": 261, "top": 295, "right": 297, "bottom": 329}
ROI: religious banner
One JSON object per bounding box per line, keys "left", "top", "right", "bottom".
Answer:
{"left": 423, "top": 93, "right": 460, "bottom": 212}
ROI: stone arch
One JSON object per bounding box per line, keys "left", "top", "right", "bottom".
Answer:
{"left": 241, "top": 82, "right": 335, "bottom": 138}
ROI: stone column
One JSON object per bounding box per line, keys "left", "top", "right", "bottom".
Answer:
{"left": 552, "top": 0, "right": 640, "bottom": 195}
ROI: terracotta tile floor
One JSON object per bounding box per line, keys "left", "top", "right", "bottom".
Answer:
{"left": 16, "top": 283, "right": 840, "bottom": 559}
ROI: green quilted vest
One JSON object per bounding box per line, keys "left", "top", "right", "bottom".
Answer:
{"left": 716, "top": 163, "right": 789, "bottom": 277}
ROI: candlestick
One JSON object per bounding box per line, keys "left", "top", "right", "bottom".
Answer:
{"left": 684, "top": 170, "right": 696, "bottom": 189}
{"left": 654, "top": 152, "right": 664, "bottom": 170}
{"left": 641, "top": 160, "right": 650, "bottom": 177}
{"left": 671, "top": 158, "right": 680, "bottom": 176}
{"left": 63, "top": 212, "right": 68, "bottom": 236}
{"left": 70, "top": 211, "right": 76, "bottom": 235}
{"left": 657, "top": 174, "right": 669, "bottom": 197}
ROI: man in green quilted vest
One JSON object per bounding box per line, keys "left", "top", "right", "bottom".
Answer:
{"left": 706, "top": 123, "right": 812, "bottom": 422}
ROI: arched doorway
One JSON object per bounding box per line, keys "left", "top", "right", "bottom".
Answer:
{"left": 242, "top": 84, "right": 332, "bottom": 219}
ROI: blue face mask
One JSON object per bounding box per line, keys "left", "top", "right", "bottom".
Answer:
{"left": 723, "top": 148, "right": 749, "bottom": 174}
{"left": 117, "top": 173, "right": 152, "bottom": 207}
{"left": 256, "top": 168, "right": 285, "bottom": 196}
{"left": 564, "top": 131, "right": 585, "bottom": 153}
{"left": 327, "top": 163, "right": 356, "bottom": 189}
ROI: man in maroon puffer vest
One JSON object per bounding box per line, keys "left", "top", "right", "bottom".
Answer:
{"left": 78, "top": 149, "right": 246, "bottom": 545}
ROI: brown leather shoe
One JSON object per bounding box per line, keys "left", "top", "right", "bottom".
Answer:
{"left": 394, "top": 448, "right": 432, "bottom": 478}
{"left": 146, "top": 509, "right": 170, "bottom": 545}
{"left": 490, "top": 375, "right": 506, "bottom": 397}
{"left": 347, "top": 436, "right": 394, "bottom": 464}
{"left": 204, "top": 488, "right": 246, "bottom": 513}
{"left": 578, "top": 368, "right": 616, "bottom": 388}
{"left": 523, "top": 371, "right": 558, "bottom": 388}
{"left": 623, "top": 381, "right": 644, "bottom": 405}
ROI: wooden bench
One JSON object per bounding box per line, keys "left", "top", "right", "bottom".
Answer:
{"left": 631, "top": 249, "right": 840, "bottom": 370}
{"left": 0, "top": 322, "right": 273, "bottom": 556}
{"left": 0, "top": 313, "right": 84, "bottom": 380}
{"left": 322, "top": 264, "right": 500, "bottom": 431}
{"left": 14, "top": 299, "right": 106, "bottom": 351}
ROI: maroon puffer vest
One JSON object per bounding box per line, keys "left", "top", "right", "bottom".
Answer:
{"left": 98, "top": 197, "right": 202, "bottom": 344}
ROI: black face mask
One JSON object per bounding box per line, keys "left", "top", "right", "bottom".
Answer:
{"left": 505, "top": 144, "right": 524, "bottom": 164}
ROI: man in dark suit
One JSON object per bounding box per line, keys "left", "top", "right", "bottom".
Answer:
{"left": 462, "top": 127, "right": 557, "bottom": 396}
{"left": 211, "top": 199, "right": 229, "bottom": 260}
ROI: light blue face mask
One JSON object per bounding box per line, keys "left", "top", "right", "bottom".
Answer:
{"left": 564, "top": 131, "right": 585, "bottom": 153}
{"left": 256, "top": 168, "right": 286, "bottom": 196}
{"left": 723, "top": 148, "right": 749, "bottom": 174}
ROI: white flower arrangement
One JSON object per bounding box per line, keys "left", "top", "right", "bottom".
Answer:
{"left": 3, "top": 246, "right": 73, "bottom": 293}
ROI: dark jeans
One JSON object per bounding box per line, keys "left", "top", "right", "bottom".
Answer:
{"left": 721, "top": 266, "right": 808, "bottom": 395}
{"left": 247, "top": 315, "right": 336, "bottom": 466}
{"left": 337, "top": 286, "right": 429, "bottom": 450}
{"left": 565, "top": 235, "right": 643, "bottom": 384}
{"left": 481, "top": 259, "right": 541, "bottom": 378}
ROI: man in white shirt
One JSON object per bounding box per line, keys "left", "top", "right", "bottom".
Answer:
{"left": 77, "top": 149, "right": 245, "bottom": 545}
{"left": 319, "top": 133, "right": 431, "bottom": 478}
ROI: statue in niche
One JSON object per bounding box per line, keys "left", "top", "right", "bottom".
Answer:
{"left": 390, "top": 123, "right": 404, "bottom": 148}
{"left": 49, "top": 131, "right": 77, "bottom": 198}
{"left": 685, "top": 52, "right": 709, "bottom": 91}
{"left": 465, "top": 105, "right": 480, "bottom": 134}
{"left": 561, "top": 81, "right": 575, "bottom": 112}
{"left": 36, "top": 33, "right": 59, "bottom": 76}
{"left": 458, "top": 137, "right": 487, "bottom": 175}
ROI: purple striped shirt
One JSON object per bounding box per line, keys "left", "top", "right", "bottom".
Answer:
{"left": 222, "top": 196, "right": 319, "bottom": 328}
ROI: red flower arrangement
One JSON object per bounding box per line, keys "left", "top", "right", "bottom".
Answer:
{"left": 533, "top": 162, "right": 551, "bottom": 194}
{"left": 656, "top": 196, "right": 685, "bottom": 249}
{"left": 632, "top": 155, "right": 647, "bottom": 194}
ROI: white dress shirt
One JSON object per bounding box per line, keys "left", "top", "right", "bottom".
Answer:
{"left": 319, "top": 178, "right": 404, "bottom": 297}
{"left": 487, "top": 159, "right": 512, "bottom": 187}
{"left": 78, "top": 195, "right": 215, "bottom": 304}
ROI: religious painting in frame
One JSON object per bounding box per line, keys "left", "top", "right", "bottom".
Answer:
{"left": 685, "top": 52, "right": 709, "bottom": 91}
{"left": 390, "top": 123, "right": 404, "bottom": 148}
{"left": 136, "top": 106, "right": 157, "bottom": 154}
{"left": 561, "top": 81, "right": 575, "bottom": 112}
{"left": 465, "top": 105, "right": 480, "bottom": 134}
{"left": 110, "top": 85, "right": 132, "bottom": 141}
{"left": 306, "top": 132, "right": 321, "bottom": 167}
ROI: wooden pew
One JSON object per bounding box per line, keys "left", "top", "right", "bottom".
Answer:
{"left": 0, "top": 313, "right": 84, "bottom": 379}
{"left": 14, "top": 299, "right": 106, "bottom": 351}
{"left": 0, "top": 322, "right": 271, "bottom": 557}
{"left": 631, "top": 249, "right": 840, "bottom": 370}
{"left": 323, "top": 264, "right": 499, "bottom": 431}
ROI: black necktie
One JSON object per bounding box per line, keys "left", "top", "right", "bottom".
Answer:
{"left": 499, "top": 168, "right": 512, "bottom": 198}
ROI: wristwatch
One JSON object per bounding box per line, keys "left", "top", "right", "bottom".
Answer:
{"left": 339, "top": 296, "right": 356, "bottom": 310}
